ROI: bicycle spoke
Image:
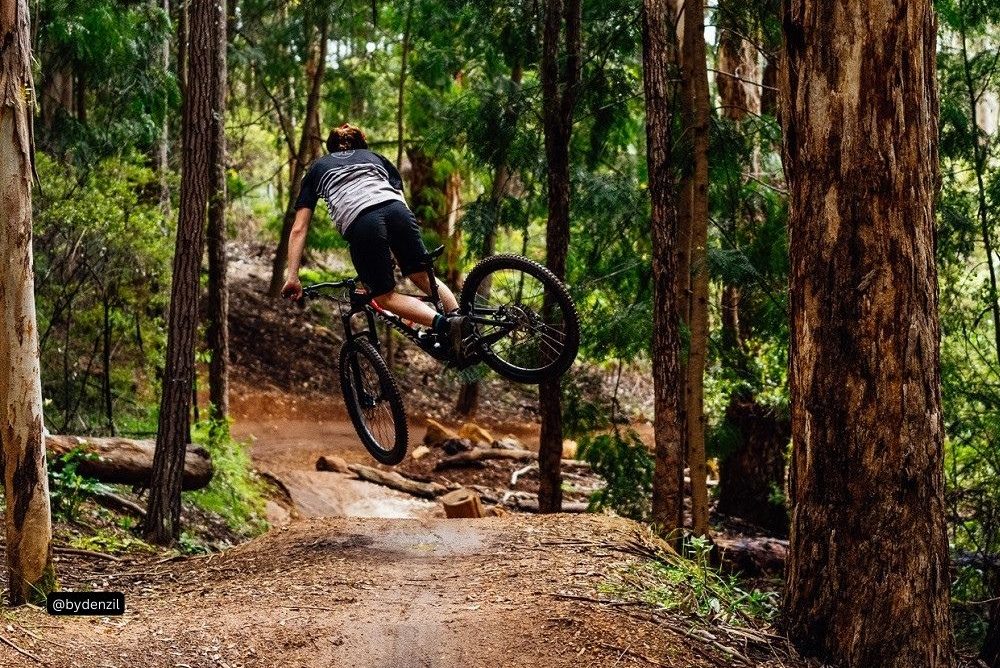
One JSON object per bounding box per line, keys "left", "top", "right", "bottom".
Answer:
{"left": 351, "top": 353, "right": 397, "bottom": 452}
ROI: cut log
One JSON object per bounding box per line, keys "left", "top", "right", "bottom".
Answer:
{"left": 47, "top": 435, "right": 213, "bottom": 490}
{"left": 347, "top": 464, "right": 447, "bottom": 499}
{"left": 435, "top": 447, "right": 538, "bottom": 470}
{"left": 440, "top": 488, "right": 485, "bottom": 518}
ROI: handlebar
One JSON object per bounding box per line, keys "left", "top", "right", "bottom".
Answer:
{"left": 298, "top": 278, "right": 362, "bottom": 306}
{"left": 302, "top": 279, "right": 355, "bottom": 295}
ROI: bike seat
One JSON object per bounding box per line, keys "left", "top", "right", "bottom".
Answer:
{"left": 427, "top": 245, "right": 446, "bottom": 261}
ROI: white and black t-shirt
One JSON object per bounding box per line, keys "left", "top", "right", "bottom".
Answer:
{"left": 294, "top": 149, "right": 407, "bottom": 234}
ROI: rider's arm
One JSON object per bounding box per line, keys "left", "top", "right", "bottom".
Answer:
{"left": 286, "top": 207, "right": 313, "bottom": 279}
{"left": 283, "top": 165, "right": 320, "bottom": 299}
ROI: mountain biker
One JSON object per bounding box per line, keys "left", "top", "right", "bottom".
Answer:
{"left": 280, "top": 123, "right": 468, "bottom": 356}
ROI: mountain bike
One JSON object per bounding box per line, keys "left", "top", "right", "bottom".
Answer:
{"left": 300, "top": 246, "right": 580, "bottom": 465}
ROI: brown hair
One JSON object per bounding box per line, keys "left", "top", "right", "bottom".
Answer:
{"left": 327, "top": 123, "right": 369, "bottom": 152}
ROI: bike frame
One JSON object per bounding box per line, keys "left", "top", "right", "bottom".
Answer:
{"left": 302, "top": 250, "right": 514, "bottom": 368}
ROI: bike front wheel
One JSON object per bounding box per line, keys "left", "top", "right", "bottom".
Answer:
{"left": 460, "top": 254, "right": 580, "bottom": 384}
{"left": 339, "top": 339, "right": 408, "bottom": 465}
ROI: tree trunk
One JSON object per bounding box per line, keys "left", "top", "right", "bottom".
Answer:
{"left": 74, "top": 65, "right": 85, "bottom": 122}
{"left": 983, "top": 585, "right": 1000, "bottom": 667}
{"left": 206, "top": 0, "right": 229, "bottom": 422}
{"left": 761, "top": 56, "right": 778, "bottom": 118}
{"left": 681, "top": 0, "right": 710, "bottom": 538}
{"left": 716, "top": 397, "right": 789, "bottom": 535}
{"left": 538, "top": 0, "right": 580, "bottom": 514}
{"left": 156, "top": 0, "right": 171, "bottom": 215}
{"left": 145, "top": 0, "right": 215, "bottom": 545}
{"left": 667, "top": 0, "right": 691, "bottom": 534}
{"left": 267, "top": 19, "right": 329, "bottom": 297}
{"left": 102, "top": 292, "right": 115, "bottom": 435}
{"left": 40, "top": 66, "right": 72, "bottom": 133}
{"left": 780, "top": 2, "right": 954, "bottom": 665}
{"left": 176, "top": 0, "right": 187, "bottom": 97}
{"left": 0, "top": 0, "right": 57, "bottom": 605}
{"left": 643, "top": 0, "right": 684, "bottom": 542}
{"left": 444, "top": 170, "right": 463, "bottom": 287}
{"left": 395, "top": 0, "right": 414, "bottom": 168}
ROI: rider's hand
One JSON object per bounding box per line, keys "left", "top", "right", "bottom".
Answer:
{"left": 281, "top": 277, "right": 303, "bottom": 302}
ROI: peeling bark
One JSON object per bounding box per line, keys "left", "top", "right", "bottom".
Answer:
{"left": 0, "top": 0, "right": 56, "bottom": 605}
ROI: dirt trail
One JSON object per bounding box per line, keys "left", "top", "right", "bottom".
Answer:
{"left": 231, "top": 392, "right": 442, "bottom": 521}
{"left": 229, "top": 390, "right": 541, "bottom": 523}
{"left": 1, "top": 516, "right": 726, "bottom": 668}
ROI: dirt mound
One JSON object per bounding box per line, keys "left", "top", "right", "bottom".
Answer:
{"left": 0, "top": 515, "right": 803, "bottom": 668}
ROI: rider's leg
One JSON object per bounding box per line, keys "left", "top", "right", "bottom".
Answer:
{"left": 407, "top": 271, "right": 459, "bottom": 312}
{"left": 371, "top": 290, "right": 438, "bottom": 328}
{"left": 383, "top": 202, "right": 460, "bottom": 313}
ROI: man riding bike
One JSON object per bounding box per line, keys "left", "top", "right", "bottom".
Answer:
{"left": 280, "top": 123, "right": 468, "bottom": 356}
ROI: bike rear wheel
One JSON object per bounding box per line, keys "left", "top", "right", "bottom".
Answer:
{"left": 460, "top": 254, "right": 580, "bottom": 384}
{"left": 339, "top": 339, "right": 408, "bottom": 465}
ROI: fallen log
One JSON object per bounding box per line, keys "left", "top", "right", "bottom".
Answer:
{"left": 503, "top": 494, "right": 590, "bottom": 514}
{"left": 440, "top": 488, "right": 485, "bottom": 518}
{"left": 435, "top": 447, "right": 538, "bottom": 470}
{"left": 348, "top": 464, "right": 447, "bottom": 499}
{"left": 714, "top": 535, "right": 788, "bottom": 576}
{"left": 47, "top": 435, "right": 213, "bottom": 490}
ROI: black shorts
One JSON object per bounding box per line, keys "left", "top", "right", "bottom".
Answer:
{"left": 342, "top": 200, "right": 429, "bottom": 297}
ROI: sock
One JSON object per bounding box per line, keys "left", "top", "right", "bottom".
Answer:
{"left": 432, "top": 314, "right": 449, "bottom": 334}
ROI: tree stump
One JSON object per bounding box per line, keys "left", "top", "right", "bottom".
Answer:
{"left": 441, "top": 488, "right": 485, "bottom": 518}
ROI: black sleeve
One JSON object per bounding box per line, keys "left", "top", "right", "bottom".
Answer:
{"left": 294, "top": 162, "right": 321, "bottom": 210}
{"left": 376, "top": 153, "right": 404, "bottom": 192}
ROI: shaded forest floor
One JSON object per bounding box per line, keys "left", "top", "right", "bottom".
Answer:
{"left": 0, "top": 515, "right": 812, "bottom": 668}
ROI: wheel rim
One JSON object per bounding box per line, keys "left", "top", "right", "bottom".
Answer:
{"left": 347, "top": 351, "right": 397, "bottom": 451}
{"left": 469, "top": 267, "right": 569, "bottom": 373}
